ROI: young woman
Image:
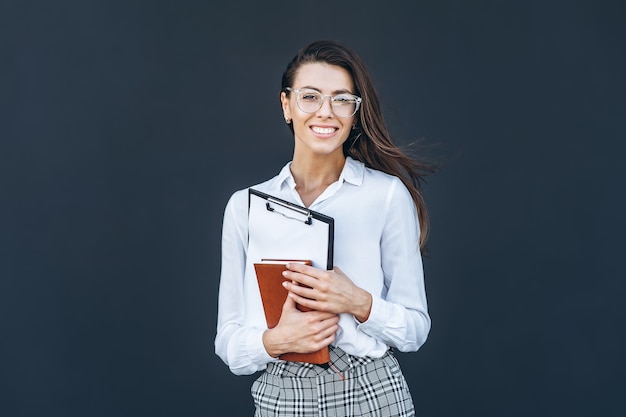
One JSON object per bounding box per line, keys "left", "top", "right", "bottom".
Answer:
{"left": 215, "top": 40, "right": 433, "bottom": 416}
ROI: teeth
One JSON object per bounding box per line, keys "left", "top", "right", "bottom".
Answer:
{"left": 312, "top": 127, "right": 336, "bottom": 134}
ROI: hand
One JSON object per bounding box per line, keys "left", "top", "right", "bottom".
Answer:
{"left": 282, "top": 263, "right": 373, "bottom": 323}
{"left": 262, "top": 294, "right": 339, "bottom": 358}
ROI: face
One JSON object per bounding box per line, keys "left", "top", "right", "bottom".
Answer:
{"left": 281, "top": 63, "right": 356, "bottom": 159}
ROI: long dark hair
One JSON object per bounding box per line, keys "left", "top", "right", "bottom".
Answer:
{"left": 280, "top": 40, "right": 435, "bottom": 249}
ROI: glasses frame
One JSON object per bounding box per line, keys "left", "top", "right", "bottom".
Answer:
{"left": 285, "top": 87, "right": 362, "bottom": 118}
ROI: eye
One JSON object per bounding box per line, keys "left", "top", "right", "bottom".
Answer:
{"left": 300, "top": 91, "right": 321, "bottom": 102}
{"left": 333, "top": 94, "right": 356, "bottom": 104}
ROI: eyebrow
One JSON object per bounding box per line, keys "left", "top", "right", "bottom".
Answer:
{"left": 299, "top": 86, "right": 355, "bottom": 95}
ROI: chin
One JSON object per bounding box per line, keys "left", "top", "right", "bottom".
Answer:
{"left": 308, "top": 142, "right": 345, "bottom": 156}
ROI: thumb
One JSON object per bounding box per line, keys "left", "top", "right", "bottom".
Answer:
{"left": 282, "top": 289, "right": 297, "bottom": 312}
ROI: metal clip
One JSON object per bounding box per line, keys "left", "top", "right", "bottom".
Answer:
{"left": 266, "top": 198, "right": 312, "bottom": 225}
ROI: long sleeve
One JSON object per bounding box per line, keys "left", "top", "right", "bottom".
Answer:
{"left": 214, "top": 190, "right": 276, "bottom": 375}
{"left": 355, "top": 178, "right": 431, "bottom": 352}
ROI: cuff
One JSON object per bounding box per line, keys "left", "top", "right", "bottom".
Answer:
{"left": 246, "top": 328, "right": 278, "bottom": 364}
{"left": 355, "top": 295, "right": 386, "bottom": 333}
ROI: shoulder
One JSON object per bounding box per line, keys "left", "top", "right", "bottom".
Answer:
{"left": 354, "top": 165, "right": 414, "bottom": 217}
{"left": 361, "top": 165, "right": 408, "bottom": 196}
{"left": 363, "top": 165, "right": 400, "bottom": 184}
{"left": 224, "top": 172, "right": 283, "bottom": 214}
{"left": 344, "top": 157, "right": 401, "bottom": 190}
{"left": 224, "top": 188, "right": 248, "bottom": 210}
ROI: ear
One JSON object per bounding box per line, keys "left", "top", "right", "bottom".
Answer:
{"left": 280, "top": 91, "right": 291, "bottom": 122}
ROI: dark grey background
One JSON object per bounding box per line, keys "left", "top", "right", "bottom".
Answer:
{"left": 2, "top": 1, "right": 624, "bottom": 416}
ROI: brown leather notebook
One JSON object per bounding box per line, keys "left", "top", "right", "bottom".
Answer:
{"left": 253, "top": 259, "right": 330, "bottom": 364}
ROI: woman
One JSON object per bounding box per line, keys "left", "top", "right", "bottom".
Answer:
{"left": 215, "top": 39, "right": 433, "bottom": 416}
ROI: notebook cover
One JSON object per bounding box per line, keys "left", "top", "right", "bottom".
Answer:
{"left": 254, "top": 260, "right": 330, "bottom": 364}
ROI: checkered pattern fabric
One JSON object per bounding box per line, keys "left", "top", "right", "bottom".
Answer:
{"left": 251, "top": 346, "right": 415, "bottom": 416}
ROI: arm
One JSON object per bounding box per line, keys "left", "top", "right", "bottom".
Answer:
{"left": 214, "top": 191, "right": 340, "bottom": 374}
{"left": 283, "top": 178, "right": 430, "bottom": 352}
{"left": 214, "top": 191, "right": 274, "bottom": 375}
{"left": 360, "top": 178, "right": 431, "bottom": 351}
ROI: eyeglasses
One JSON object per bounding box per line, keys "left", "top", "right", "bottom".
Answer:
{"left": 286, "top": 87, "right": 362, "bottom": 118}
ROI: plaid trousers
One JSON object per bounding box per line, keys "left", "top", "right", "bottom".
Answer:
{"left": 251, "top": 346, "right": 415, "bottom": 417}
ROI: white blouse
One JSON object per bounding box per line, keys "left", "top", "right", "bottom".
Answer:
{"left": 215, "top": 156, "right": 430, "bottom": 375}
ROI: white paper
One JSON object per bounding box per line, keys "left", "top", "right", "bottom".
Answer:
{"left": 248, "top": 190, "right": 333, "bottom": 270}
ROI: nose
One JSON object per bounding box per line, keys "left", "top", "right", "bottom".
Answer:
{"left": 316, "top": 95, "right": 334, "bottom": 117}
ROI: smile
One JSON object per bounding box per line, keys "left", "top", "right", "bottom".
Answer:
{"left": 311, "top": 126, "right": 338, "bottom": 135}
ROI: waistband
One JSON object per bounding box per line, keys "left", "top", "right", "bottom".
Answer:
{"left": 265, "top": 345, "right": 394, "bottom": 379}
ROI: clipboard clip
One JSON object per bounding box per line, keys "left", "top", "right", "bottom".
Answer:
{"left": 266, "top": 198, "right": 312, "bottom": 225}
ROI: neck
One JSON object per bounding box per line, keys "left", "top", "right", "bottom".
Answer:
{"left": 290, "top": 153, "right": 346, "bottom": 205}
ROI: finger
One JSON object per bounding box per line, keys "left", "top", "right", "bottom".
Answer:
{"left": 285, "top": 262, "right": 325, "bottom": 279}
{"left": 290, "top": 290, "right": 329, "bottom": 314}
{"left": 283, "top": 271, "right": 321, "bottom": 291}
{"left": 285, "top": 262, "right": 313, "bottom": 273}
{"left": 284, "top": 280, "right": 317, "bottom": 300}
{"left": 282, "top": 291, "right": 298, "bottom": 312}
{"left": 318, "top": 322, "right": 339, "bottom": 340}
{"left": 305, "top": 310, "right": 339, "bottom": 321}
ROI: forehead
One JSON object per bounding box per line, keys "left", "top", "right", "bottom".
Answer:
{"left": 293, "top": 62, "right": 354, "bottom": 92}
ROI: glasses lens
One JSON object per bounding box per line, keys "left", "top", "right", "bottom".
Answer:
{"left": 297, "top": 91, "right": 322, "bottom": 113}
{"left": 331, "top": 94, "right": 358, "bottom": 118}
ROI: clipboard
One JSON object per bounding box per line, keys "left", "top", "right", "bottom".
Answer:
{"left": 247, "top": 188, "right": 335, "bottom": 364}
{"left": 248, "top": 188, "right": 334, "bottom": 270}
